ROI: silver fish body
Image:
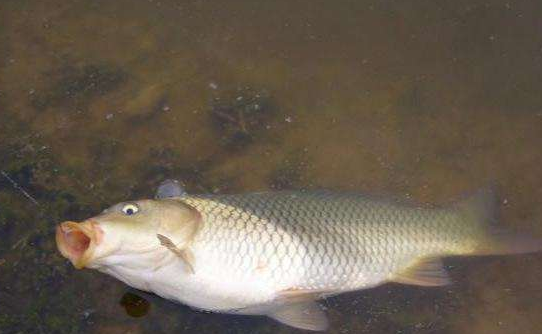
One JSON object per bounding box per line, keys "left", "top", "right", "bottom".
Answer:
{"left": 183, "top": 191, "right": 475, "bottom": 295}
{"left": 56, "top": 182, "right": 542, "bottom": 331}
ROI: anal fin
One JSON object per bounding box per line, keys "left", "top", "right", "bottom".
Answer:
{"left": 391, "top": 257, "right": 451, "bottom": 287}
{"left": 268, "top": 301, "right": 329, "bottom": 331}
{"left": 276, "top": 287, "right": 334, "bottom": 303}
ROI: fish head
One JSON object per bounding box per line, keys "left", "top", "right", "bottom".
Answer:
{"left": 56, "top": 199, "right": 200, "bottom": 269}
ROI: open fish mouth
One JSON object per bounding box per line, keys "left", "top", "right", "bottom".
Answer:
{"left": 56, "top": 220, "right": 102, "bottom": 269}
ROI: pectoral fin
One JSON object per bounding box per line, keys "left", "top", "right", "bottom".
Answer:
{"left": 391, "top": 257, "right": 451, "bottom": 287}
{"left": 268, "top": 301, "right": 329, "bottom": 331}
{"left": 156, "top": 234, "right": 195, "bottom": 274}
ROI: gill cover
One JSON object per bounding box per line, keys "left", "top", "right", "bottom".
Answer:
{"left": 155, "top": 186, "right": 202, "bottom": 274}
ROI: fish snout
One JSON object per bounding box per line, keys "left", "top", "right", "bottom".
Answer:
{"left": 56, "top": 220, "right": 103, "bottom": 269}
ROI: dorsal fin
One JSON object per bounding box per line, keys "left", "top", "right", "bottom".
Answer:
{"left": 155, "top": 179, "right": 186, "bottom": 199}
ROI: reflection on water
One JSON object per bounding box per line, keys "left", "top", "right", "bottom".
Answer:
{"left": 1, "top": 0, "right": 542, "bottom": 333}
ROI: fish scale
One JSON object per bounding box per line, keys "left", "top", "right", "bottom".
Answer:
{"left": 182, "top": 191, "right": 478, "bottom": 292}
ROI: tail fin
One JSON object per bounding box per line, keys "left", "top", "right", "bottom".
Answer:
{"left": 454, "top": 187, "right": 496, "bottom": 229}
{"left": 456, "top": 187, "right": 542, "bottom": 256}
{"left": 477, "top": 229, "right": 542, "bottom": 255}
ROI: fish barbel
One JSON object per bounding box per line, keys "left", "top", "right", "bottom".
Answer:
{"left": 56, "top": 180, "right": 542, "bottom": 330}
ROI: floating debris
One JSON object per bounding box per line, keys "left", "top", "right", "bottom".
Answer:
{"left": 1, "top": 170, "right": 40, "bottom": 206}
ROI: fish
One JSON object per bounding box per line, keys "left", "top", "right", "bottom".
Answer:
{"left": 56, "top": 180, "right": 542, "bottom": 331}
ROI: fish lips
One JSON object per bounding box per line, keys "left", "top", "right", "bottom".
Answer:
{"left": 56, "top": 220, "right": 103, "bottom": 269}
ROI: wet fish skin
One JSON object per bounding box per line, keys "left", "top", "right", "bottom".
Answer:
{"left": 55, "top": 182, "right": 542, "bottom": 331}
{"left": 183, "top": 191, "right": 474, "bottom": 291}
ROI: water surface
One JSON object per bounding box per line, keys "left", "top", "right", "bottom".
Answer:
{"left": 1, "top": 0, "right": 542, "bottom": 333}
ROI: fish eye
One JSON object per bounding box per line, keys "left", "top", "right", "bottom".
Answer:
{"left": 121, "top": 203, "right": 139, "bottom": 216}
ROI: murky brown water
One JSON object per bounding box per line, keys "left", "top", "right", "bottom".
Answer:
{"left": 1, "top": 0, "right": 542, "bottom": 333}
